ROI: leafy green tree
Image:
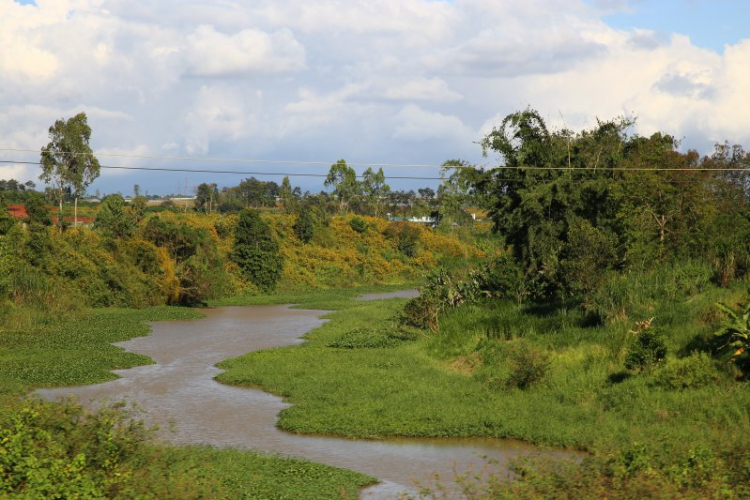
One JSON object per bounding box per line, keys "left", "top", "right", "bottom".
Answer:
{"left": 129, "top": 195, "right": 148, "bottom": 223}
{"left": 478, "top": 108, "right": 632, "bottom": 296}
{"left": 95, "top": 194, "right": 136, "bottom": 238}
{"left": 436, "top": 159, "right": 484, "bottom": 226}
{"left": 233, "top": 209, "right": 283, "bottom": 292}
{"left": 279, "top": 176, "right": 299, "bottom": 213}
{"left": 325, "top": 160, "right": 359, "bottom": 213}
{"left": 195, "top": 183, "right": 219, "bottom": 213}
{"left": 233, "top": 177, "right": 279, "bottom": 208}
{"left": 40, "top": 112, "right": 100, "bottom": 229}
{"left": 361, "top": 167, "right": 390, "bottom": 216}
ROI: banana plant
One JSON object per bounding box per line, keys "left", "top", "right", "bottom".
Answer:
{"left": 715, "top": 301, "right": 750, "bottom": 361}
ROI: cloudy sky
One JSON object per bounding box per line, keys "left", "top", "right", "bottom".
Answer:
{"left": 1, "top": 0, "right": 749, "bottom": 196}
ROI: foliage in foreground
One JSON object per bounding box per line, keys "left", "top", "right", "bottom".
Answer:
{"left": 0, "top": 398, "right": 374, "bottom": 499}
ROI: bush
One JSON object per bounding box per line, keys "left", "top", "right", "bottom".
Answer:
{"left": 233, "top": 209, "right": 283, "bottom": 292}
{"left": 294, "top": 210, "right": 315, "bottom": 243}
{"left": 476, "top": 339, "right": 551, "bottom": 390}
{"left": 384, "top": 221, "right": 421, "bottom": 257}
{"left": 0, "top": 399, "right": 149, "bottom": 498}
{"left": 401, "top": 294, "right": 439, "bottom": 332}
{"left": 473, "top": 256, "right": 529, "bottom": 304}
{"left": 349, "top": 216, "right": 368, "bottom": 233}
{"left": 625, "top": 327, "right": 667, "bottom": 372}
{"left": 651, "top": 352, "right": 722, "bottom": 389}
{"left": 504, "top": 341, "right": 551, "bottom": 389}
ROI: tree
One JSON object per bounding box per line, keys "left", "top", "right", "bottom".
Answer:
{"left": 129, "top": 195, "right": 148, "bottom": 223}
{"left": 40, "top": 112, "right": 100, "bottom": 229}
{"left": 361, "top": 167, "right": 390, "bottom": 216}
{"left": 232, "top": 209, "right": 283, "bottom": 292}
{"left": 195, "top": 183, "right": 219, "bottom": 214}
{"left": 325, "top": 159, "right": 359, "bottom": 213}
{"left": 436, "top": 159, "right": 480, "bottom": 226}
{"left": 279, "top": 176, "right": 298, "bottom": 213}
{"left": 479, "top": 108, "right": 631, "bottom": 297}
{"left": 94, "top": 194, "right": 136, "bottom": 238}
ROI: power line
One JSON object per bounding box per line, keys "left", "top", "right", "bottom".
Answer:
{"left": 0, "top": 159, "right": 737, "bottom": 185}
{"left": 0, "top": 148, "right": 460, "bottom": 170}
{"left": 0, "top": 159, "right": 442, "bottom": 181}
{"left": 3, "top": 147, "right": 748, "bottom": 172}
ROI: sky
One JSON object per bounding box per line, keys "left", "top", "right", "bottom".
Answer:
{"left": 1, "top": 0, "right": 750, "bottom": 196}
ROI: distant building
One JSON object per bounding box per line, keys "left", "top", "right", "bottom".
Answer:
{"left": 387, "top": 214, "right": 438, "bottom": 227}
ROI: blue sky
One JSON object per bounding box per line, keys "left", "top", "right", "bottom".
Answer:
{"left": 602, "top": 0, "right": 750, "bottom": 53}
{"left": 2, "top": 0, "right": 750, "bottom": 195}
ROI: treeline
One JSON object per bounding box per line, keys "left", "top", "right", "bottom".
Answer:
{"left": 0, "top": 191, "right": 481, "bottom": 325}
{"left": 451, "top": 109, "right": 750, "bottom": 306}
{"left": 193, "top": 162, "right": 470, "bottom": 224}
{"left": 402, "top": 108, "right": 750, "bottom": 379}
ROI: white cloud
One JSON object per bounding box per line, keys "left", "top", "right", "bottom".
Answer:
{"left": 184, "top": 25, "right": 306, "bottom": 76}
{"left": 1, "top": 0, "right": 750, "bottom": 194}
{"left": 394, "top": 105, "right": 474, "bottom": 142}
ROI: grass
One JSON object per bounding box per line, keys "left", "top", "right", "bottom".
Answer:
{"left": 4, "top": 278, "right": 750, "bottom": 497}
{"left": 0, "top": 302, "right": 379, "bottom": 498}
{"left": 215, "top": 283, "right": 750, "bottom": 497}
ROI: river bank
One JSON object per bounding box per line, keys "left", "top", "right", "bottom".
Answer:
{"left": 37, "top": 296, "right": 568, "bottom": 497}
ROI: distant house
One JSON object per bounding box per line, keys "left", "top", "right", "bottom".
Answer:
{"left": 6, "top": 204, "right": 28, "bottom": 220}
{"left": 387, "top": 214, "right": 438, "bottom": 227}
{"left": 4, "top": 204, "right": 94, "bottom": 226}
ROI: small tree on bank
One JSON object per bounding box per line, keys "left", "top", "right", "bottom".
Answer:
{"left": 232, "top": 209, "right": 283, "bottom": 292}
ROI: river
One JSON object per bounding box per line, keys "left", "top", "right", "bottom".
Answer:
{"left": 38, "top": 295, "right": 566, "bottom": 498}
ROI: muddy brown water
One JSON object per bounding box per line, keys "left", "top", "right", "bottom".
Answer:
{"left": 38, "top": 299, "right": 568, "bottom": 498}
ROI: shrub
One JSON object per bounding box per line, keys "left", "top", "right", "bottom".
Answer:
{"left": 233, "top": 209, "right": 283, "bottom": 292}
{"left": 625, "top": 323, "right": 667, "bottom": 372}
{"left": 651, "top": 352, "right": 722, "bottom": 389}
{"left": 0, "top": 399, "right": 149, "bottom": 498}
{"left": 384, "top": 221, "right": 421, "bottom": 257}
{"left": 714, "top": 300, "right": 750, "bottom": 376}
{"left": 294, "top": 210, "right": 315, "bottom": 243}
{"left": 476, "top": 339, "right": 551, "bottom": 390}
{"left": 504, "top": 341, "right": 551, "bottom": 389}
{"left": 95, "top": 194, "right": 136, "bottom": 239}
{"left": 401, "top": 294, "right": 439, "bottom": 332}
{"left": 349, "top": 216, "right": 368, "bottom": 233}
{"left": 473, "top": 256, "right": 529, "bottom": 304}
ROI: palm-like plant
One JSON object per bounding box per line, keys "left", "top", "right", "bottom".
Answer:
{"left": 715, "top": 301, "right": 750, "bottom": 362}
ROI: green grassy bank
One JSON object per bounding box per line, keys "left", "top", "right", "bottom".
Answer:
{"left": 216, "top": 286, "right": 750, "bottom": 498}
{"left": 0, "top": 303, "right": 376, "bottom": 499}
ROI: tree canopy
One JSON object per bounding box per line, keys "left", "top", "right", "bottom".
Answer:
{"left": 40, "top": 112, "right": 100, "bottom": 229}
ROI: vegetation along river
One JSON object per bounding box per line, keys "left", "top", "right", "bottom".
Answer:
{"left": 38, "top": 294, "right": 566, "bottom": 498}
